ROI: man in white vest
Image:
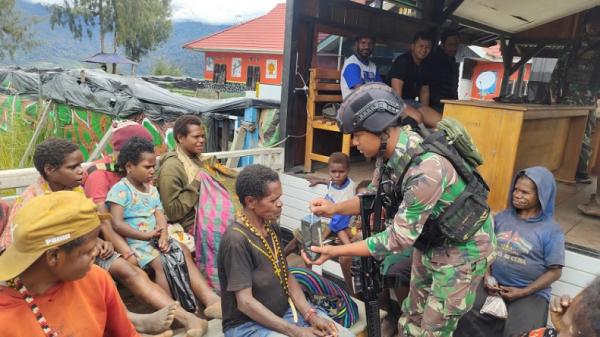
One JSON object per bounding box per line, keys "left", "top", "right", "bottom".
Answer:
{"left": 340, "top": 35, "right": 382, "bottom": 100}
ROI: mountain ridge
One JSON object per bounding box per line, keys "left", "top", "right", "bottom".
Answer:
{"left": 0, "top": 0, "right": 227, "bottom": 77}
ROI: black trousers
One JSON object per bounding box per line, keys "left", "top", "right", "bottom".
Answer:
{"left": 453, "top": 282, "right": 549, "bottom": 337}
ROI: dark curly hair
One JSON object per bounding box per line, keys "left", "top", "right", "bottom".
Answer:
{"left": 328, "top": 152, "right": 350, "bottom": 169}
{"left": 572, "top": 276, "right": 600, "bottom": 337}
{"left": 117, "top": 136, "right": 155, "bottom": 170}
{"left": 33, "top": 138, "right": 80, "bottom": 178}
{"left": 173, "top": 114, "right": 203, "bottom": 144}
{"left": 236, "top": 164, "right": 280, "bottom": 207}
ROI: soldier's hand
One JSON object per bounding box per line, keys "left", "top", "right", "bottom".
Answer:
{"left": 309, "top": 198, "right": 335, "bottom": 217}
{"left": 300, "top": 245, "right": 334, "bottom": 266}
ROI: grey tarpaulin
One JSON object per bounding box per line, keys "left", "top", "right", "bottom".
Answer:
{"left": 0, "top": 69, "right": 41, "bottom": 96}
{"left": 0, "top": 68, "right": 280, "bottom": 122}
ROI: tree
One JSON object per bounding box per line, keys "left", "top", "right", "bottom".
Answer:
{"left": 151, "top": 58, "right": 183, "bottom": 76}
{"left": 0, "top": 0, "right": 38, "bottom": 59}
{"left": 114, "top": 0, "right": 172, "bottom": 62}
{"left": 50, "top": 0, "right": 172, "bottom": 62}
{"left": 50, "top": 0, "right": 114, "bottom": 53}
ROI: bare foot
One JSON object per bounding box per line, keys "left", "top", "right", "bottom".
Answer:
{"left": 203, "top": 301, "right": 222, "bottom": 319}
{"left": 176, "top": 310, "right": 208, "bottom": 337}
{"left": 184, "top": 321, "right": 208, "bottom": 337}
{"left": 578, "top": 194, "right": 600, "bottom": 217}
{"left": 140, "top": 331, "right": 174, "bottom": 337}
{"left": 130, "top": 303, "right": 178, "bottom": 334}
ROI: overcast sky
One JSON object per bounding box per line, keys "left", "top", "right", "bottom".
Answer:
{"left": 26, "top": 0, "right": 285, "bottom": 25}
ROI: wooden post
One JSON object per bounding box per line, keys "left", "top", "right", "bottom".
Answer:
{"left": 19, "top": 100, "right": 51, "bottom": 168}
{"left": 88, "top": 125, "right": 115, "bottom": 162}
{"left": 240, "top": 107, "right": 259, "bottom": 166}
{"left": 225, "top": 126, "right": 248, "bottom": 168}
{"left": 221, "top": 119, "right": 230, "bottom": 152}
{"left": 304, "top": 69, "right": 317, "bottom": 173}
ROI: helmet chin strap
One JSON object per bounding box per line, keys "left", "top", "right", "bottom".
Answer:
{"left": 378, "top": 132, "right": 389, "bottom": 157}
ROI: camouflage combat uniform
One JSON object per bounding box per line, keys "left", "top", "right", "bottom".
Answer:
{"left": 365, "top": 128, "right": 496, "bottom": 337}
{"left": 550, "top": 40, "right": 600, "bottom": 176}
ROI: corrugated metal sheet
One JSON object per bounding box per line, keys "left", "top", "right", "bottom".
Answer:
{"left": 183, "top": 4, "right": 286, "bottom": 54}
{"left": 454, "top": 0, "right": 599, "bottom": 34}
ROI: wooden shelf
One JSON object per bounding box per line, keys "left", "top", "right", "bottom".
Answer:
{"left": 304, "top": 68, "right": 350, "bottom": 172}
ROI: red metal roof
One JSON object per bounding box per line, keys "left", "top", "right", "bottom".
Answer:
{"left": 183, "top": 4, "right": 286, "bottom": 54}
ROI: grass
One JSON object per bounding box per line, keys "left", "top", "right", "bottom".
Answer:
{"left": 0, "top": 97, "right": 56, "bottom": 170}
{"left": 0, "top": 109, "right": 38, "bottom": 170}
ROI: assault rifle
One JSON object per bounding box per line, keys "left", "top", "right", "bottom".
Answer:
{"left": 355, "top": 192, "right": 385, "bottom": 337}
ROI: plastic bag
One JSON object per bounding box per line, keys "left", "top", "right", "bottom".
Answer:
{"left": 480, "top": 295, "right": 508, "bottom": 319}
{"left": 167, "top": 224, "right": 195, "bottom": 252}
{"left": 153, "top": 238, "right": 198, "bottom": 313}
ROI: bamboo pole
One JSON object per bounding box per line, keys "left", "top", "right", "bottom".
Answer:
{"left": 19, "top": 100, "right": 51, "bottom": 168}
{"left": 88, "top": 124, "right": 115, "bottom": 162}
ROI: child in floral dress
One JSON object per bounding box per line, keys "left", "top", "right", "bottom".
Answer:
{"left": 106, "top": 136, "right": 221, "bottom": 319}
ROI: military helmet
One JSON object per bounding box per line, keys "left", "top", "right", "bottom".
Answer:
{"left": 337, "top": 83, "right": 406, "bottom": 134}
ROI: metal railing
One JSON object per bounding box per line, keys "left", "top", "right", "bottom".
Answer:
{"left": 0, "top": 147, "right": 284, "bottom": 201}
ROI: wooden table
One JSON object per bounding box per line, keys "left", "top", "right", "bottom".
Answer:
{"left": 442, "top": 100, "right": 592, "bottom": 211}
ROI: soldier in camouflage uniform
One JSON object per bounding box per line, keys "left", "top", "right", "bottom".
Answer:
{"left": 305, "top": 83, "right": 496, "bottom": 337}
{"left": 549, "top": 9, "right": 600, "bottom": 216}
{"left": 549, "top": 10, "right": 600, "bottom": 183}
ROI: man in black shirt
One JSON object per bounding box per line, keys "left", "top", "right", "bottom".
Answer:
{"left": 389, "top": 31, "right": 441, "bottom": 126}
{"left": 428, "top": 30, "right": 460, "bottom": 112}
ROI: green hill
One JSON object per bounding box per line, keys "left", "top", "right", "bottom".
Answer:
{"left": 0, "top": 0, "right": 227, "bottom": 77}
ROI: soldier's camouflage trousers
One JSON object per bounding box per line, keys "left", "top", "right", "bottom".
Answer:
{"left": 577, "top": 109, "right": 597, "bottom": 177}
{"left": 398, "top": 249, "right": 488, "bottom": 337}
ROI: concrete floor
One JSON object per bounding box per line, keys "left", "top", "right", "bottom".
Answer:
{"left": 307, "top": 160, "right": 600, "bottom": 252}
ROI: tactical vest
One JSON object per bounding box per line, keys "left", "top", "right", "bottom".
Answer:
{"left": 378, "top": 125, "right": 490, "bottom": 251}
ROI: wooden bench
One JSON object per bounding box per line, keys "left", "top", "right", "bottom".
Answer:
{"left": 304, "top": 68, "right": 351, "bottom": 173}
{"left": 279, "top": 173, "right": 600, "bottom": 320}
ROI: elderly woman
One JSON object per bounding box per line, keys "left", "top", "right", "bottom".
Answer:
{"left": 454, "top": 166, "right": 565, "bottom": 337}
{"left": 156, "top": 114, "right": 238, "bottom": 291}
{"left": 218, "top": 164, "right": 354, "bottom": 337}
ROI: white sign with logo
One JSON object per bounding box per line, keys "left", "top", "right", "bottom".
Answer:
{"left": 206, "top": 56, "right": 214, "bottom": 72}
{"left": 232, "top": 58, "right": 242, "bottom": 78}
{"left": 265, "top": 59, "right": 277, "bottom": 79}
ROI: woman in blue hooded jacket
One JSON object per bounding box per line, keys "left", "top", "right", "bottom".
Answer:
{"left": 454, "top": 166, "right": 566, "bottom": 337}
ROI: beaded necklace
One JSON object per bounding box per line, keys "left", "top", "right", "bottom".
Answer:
{"left": 236, "top": 211, "right": 298, "bottom": 322}
{"left": 7, "top": 277, "right": 59, "bottom": 337}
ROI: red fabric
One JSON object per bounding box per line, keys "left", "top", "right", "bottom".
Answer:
{"left": 111, "top": 124, "right": 153, "bottom": 151}
{"left": 0, "top": 265, "right": 138, "bottom": 337}
{"left": 83, "top": 157, "right": 122, "bottom": 204}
